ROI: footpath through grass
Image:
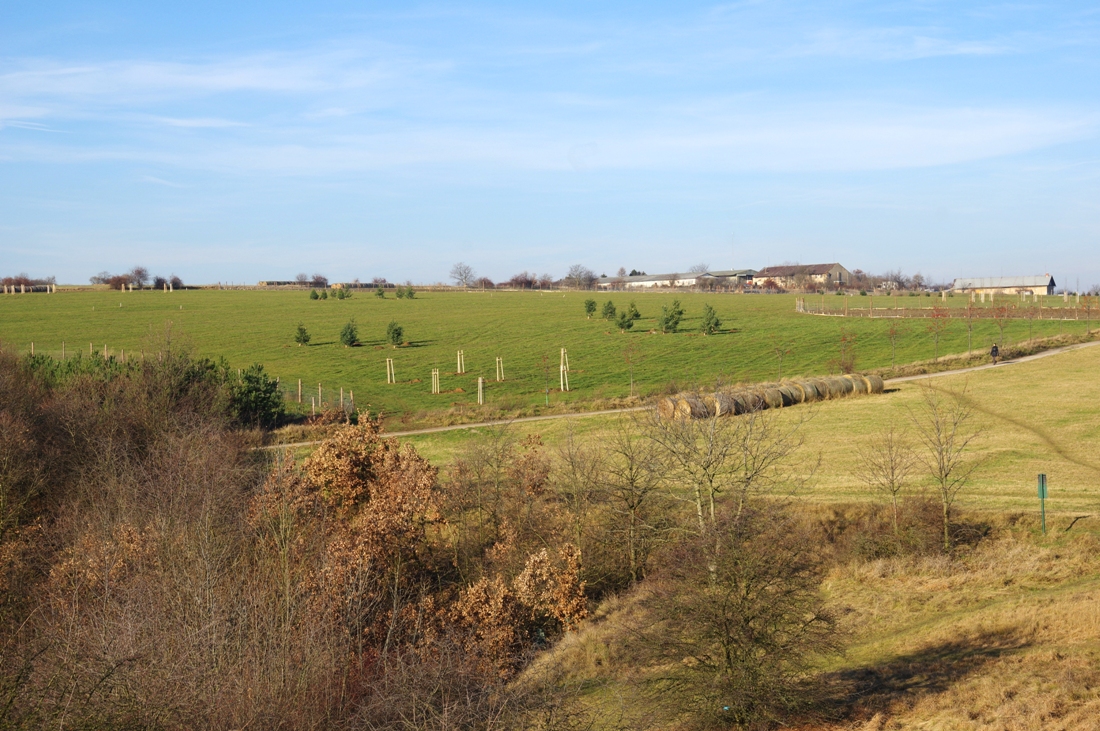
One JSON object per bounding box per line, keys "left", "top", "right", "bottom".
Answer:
{"left": 0, "top": 288, "right": 1091, "bottom": 422}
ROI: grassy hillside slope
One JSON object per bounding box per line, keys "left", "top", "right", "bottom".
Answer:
{"left": 497, "top": 343, "right": 1100, "bottom": 730}
{"left": 0, "top": 288, "right": 1090, "bottom": 421}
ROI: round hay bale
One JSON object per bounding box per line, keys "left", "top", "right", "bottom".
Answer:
{"left": 657, "top": 397, "right": 677, "bottom": 420}
{"left": 797, "top": 379, "right": 821, "bottom": 402}
{"left": 806, "top": 378, "right": 830, "bottom": 401}
{"left": 707, "top": 392, "right": 736, "bottom": 416}
{"left": 777, "top": 384, "right": 802, "bottom": 406}
{"left": 763, "top": 388, "right": 784, "bottom": 410}
{"left": 731, "top": 393, "right": 752, "bottom": 415}
{"left": 866, "top": 374, "right": 885, "bottom": 393}
{"left": 675, "top": 395, "right": 711, "bottom": 419}
{"left": 824, "top": 377, "right": 851, "bottom": 398}
{"left": 790, "top": 381, "right": 812, "bottom": 403}
{"left": 843, "top": 375, "right": 869, "bottom": 395}
{"left": 739, "top": 390, "right": 766, "bottom": 413}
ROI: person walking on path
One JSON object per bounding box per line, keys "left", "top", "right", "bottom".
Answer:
{"left": 991, "top": 343, "right": 1000, "bottom": 365}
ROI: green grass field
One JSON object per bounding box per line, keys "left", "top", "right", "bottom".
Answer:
{"left": 0, "top": 287, "right": 1092, "bottom": 421}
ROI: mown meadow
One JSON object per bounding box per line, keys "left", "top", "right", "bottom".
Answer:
{"left": 0, "top": 287, "right": 1091, "bottom": 423}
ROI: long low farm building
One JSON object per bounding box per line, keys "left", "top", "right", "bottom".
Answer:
{"left": 596, "top": 269, "right": 755, "bottom": 289}
{"left": 951, "top": 275, "right": 1055, "bottom": 296}
{"left": 753, "top": 263, "right": 851, "bottom": 289}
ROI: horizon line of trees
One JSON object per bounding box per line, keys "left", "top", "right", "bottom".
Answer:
{"left": 90, "top": 266, "right": 183, "bottom": 290}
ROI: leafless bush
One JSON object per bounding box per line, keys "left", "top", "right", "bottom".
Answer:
{"left": 628, "top": 506, "right": 840, "bottom": 730}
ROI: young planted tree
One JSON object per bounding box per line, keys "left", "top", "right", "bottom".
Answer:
{"left": 836, "top": 329, "right": 857, "bottom": 374}
{"left": 386, "top": 320, "right": 404, "bottom": 347}
{"left": 623, "top": 341, "right": 643, "bottom": 398}
{"left": 627, "top": 301, "right": 641, "bottom": 320}
{"left": 375, "top": 286, "right": 385, "bottom": 298}
{"left": 857, "top": 426, "right": 917, "bottom": 535}
{"left": 309, "top": 289, "right": 319, "bottom": 300}
{"left": 339, "top": 320, "right": 359, "bottom": 347}
{"left": 320, "top": 290, "right": 328, "bottom": 300}
{"left": 657, "top": 300, "right": 684, "bottom": 333}
{"left": 910, "top": 385, "right": 982, "bottom": 551}
{"left": 992, "top": 304, "right": 1010, "bottom": 347}
{"left": 772, "top": 342, "right": 793, "bottom": 380}
{"left": 885, "top": 321, "right": 907, "bottom": 368}
{"left": 229, "top": 363, "right": 285, "bottom": 428}
{"left": 601, "top": 300, "right": 617, "bottom": 320}
{"left": 699, "top": 304, "right": 721, "bottom": 335}
{"left": 396, "top": 287, "right": 406, "bottom": 299}
{"left": 294, "top": 323, "right": 311, "bottom": 347}
{"left": 583, "top": 299, "right": 596, "bottom": 319}
{"left": 404, "top": 286, "right": 415, "bottom": 299}
{"left": 926, "top": 307, "right": 950, "bottom": 361}
{"left": 614, "top": 311, "right": 634, "bottom": 333}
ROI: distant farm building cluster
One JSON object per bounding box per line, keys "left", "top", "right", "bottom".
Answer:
{"left": 596, "top": 263, "right": 853, "bottom": 291}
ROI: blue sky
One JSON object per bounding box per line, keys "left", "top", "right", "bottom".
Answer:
{"left": 2, "top": 1, "right": 1098, "bottom": 287}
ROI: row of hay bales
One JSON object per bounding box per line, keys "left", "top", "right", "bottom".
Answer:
{"left": 657, "top": 374, "right": 885, "bottom": 420}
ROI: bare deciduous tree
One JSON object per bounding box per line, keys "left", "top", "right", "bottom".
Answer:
{"left": 909, "top": 384, "right": 982, "bottom": 551}
{"left": 857, "top": 426, "right": 917, "bottom": 534}
{"left": 128, "top": 266, "right": 150, "bottom": 286}
{"left": 564, "top": 264, "right": 595, "bottom": 290}
{"left": 642, "top": 406, "right": 812, "bottom": 533}
{"left": 605, "top": 417, "right": 665, "bottom": 584}
{"left": 450, "top": 262, "right": 475, "bottom": 288}
{"left": 633, "top": 507, "right": 838, "bottom": 729}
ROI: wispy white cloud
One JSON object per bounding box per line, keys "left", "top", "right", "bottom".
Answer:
{"left": 153, "top": 116, "right": 248, "bottom": 128}
{"left": 140, "top": 175, "right": 187, "bottom": 187}
{"left": 4, "top": 99, "right": 1091, "bottom": 175}
{"left": 790, "top": 26, "right": 1016, "bottom": 60}
{"left": 0, "top": 49, "right": 405, "bottom": 100}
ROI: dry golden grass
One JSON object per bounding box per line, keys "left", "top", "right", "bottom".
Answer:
{"left": 524, "top": 524, "right": 1100, "bottom": 730}
{"left": 818, "top": 529, "right": 1100, "bottom": 730}
{"left": 505, "top": 344, "right": 1100, "bottom": 729}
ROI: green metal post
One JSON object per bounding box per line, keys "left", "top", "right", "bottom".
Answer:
{"left": 1038, "top": 473, "right": 1048, "bottom": 535}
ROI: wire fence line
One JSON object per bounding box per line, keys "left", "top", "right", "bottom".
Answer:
{"left": 795, "top": 296, "right": 1097, "bottom": 323}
